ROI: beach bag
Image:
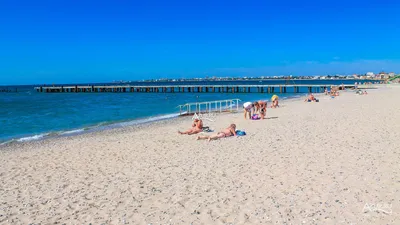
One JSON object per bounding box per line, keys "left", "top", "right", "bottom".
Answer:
{"left": 251, "top": 114, "right": 260, "bottom": 120}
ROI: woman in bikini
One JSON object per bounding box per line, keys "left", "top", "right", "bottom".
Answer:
{"left": 243, "top": 102, "right": 254, "bottom": 119}
{"left": 253, "top": 101, "right": 260, "bottom": 113}
{"left": 258, "top": 100, "right": 267, "bottom": 119}
{"left": 178, "top": 119, "right": 203, "bottom": 135}
{"left": 196, "top": 124, "right": 237, "bottom": 142}
{"left": 304, "top": 93, "right": 315, "bottom": 102}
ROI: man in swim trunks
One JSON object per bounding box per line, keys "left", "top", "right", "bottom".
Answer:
{"left": 243, "top": 102, "right": 254, "bottom": 119}
{"left": 196, "top": 124, "right": 237, "bottom": 142}
{"left": 178, "top": 119, "right": 203, "bottom": 135}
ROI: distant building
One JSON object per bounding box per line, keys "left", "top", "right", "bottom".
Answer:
{"left": 366, "top": 72, "right": 374, "bottom": 76}
{"left": 379, "top": 72, "right": 389, "bottom": 79}
{"left": 388, "top": 72, "right": 395, "bottom": 77}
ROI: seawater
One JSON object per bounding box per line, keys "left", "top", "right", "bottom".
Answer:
{"left": 0, "top": 80, "right": 360, "bottom": 143}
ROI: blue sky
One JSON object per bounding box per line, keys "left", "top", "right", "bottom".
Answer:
{"left": 0, "top": 0, "right": 399, "bottom": 85}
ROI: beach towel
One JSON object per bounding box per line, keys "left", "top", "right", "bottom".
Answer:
{"left": 236, "top": 130, "right": 246, "bottom": 136}
{"left": 202, "top": 126, "right": 213, "bottom": 132}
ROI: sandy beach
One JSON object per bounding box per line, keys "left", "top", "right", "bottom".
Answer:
{"left": 1, "top": 85, "right": 399, "bottom": 224}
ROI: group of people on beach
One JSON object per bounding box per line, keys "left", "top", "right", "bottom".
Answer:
{"left": 243, "top": 101, "right": 266, "bottom": 120}
{"left": 305, "top": 85, "right": 342, "bottom": 102}
{"left": 323, "top": 86, "right": 340, "bottom": 97}
{"left": 178, "top": 85, "right": 366, "bottom": 142}
{"left": 178, "top": 95, "right": 281, "bottom": 141}
{"left": 178, "top": 119, "right": 237, "bottom": 142}
{"left": 356, "top": 90, "right": 368, "bottom": 95}
{"left": 243, "top": 95, "right": 279, "bottom": 120}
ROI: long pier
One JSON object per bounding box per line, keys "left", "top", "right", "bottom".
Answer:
{"left": 34, "top": 84, "right": 355, "bottom": 94}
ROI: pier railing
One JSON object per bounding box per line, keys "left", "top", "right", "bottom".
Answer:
{"left": 178, "top": 99, "right": 241, "bottom": 116}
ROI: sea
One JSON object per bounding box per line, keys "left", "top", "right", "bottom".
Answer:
{"left": 0, "top": 80, "right": 364, "bottom": 144}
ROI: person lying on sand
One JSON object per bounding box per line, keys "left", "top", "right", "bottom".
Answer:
{"left": 258, "top": 100, "right": 267, "bottom": 119}
{"left": 304, "top": 94, "right": 318, "bottom": 102}
{"left": 196, "top": 124, "right": 237, "bottom": 141}
{"left": 178, "top": 119, "right": 203, "bottom": 135}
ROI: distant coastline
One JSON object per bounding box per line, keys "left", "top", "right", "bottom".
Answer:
{"left": 118, "top": 76, "right": 383, "bottom": 83}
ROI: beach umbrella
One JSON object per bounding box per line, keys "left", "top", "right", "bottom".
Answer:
{"left": 271, "top": 95, "right": 278, "bottom": 101}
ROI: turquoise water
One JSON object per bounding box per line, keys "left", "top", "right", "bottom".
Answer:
{"left": 0, "top": 80, "right": 361, "bottom": 143}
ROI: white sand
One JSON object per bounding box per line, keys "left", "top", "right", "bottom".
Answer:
{"left": 1, "top": 85, "right": 400, "bottom": 224}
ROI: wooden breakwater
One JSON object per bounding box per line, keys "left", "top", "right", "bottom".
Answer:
{"left": 0, "top": 87, "right": 18, "bottom": 93}
{"left": 34, "top": 84, "right": 355, "bottom": 94}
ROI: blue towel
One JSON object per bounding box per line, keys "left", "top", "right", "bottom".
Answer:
{"left": 236, "top": 130, "right": 246, "bottom": 136}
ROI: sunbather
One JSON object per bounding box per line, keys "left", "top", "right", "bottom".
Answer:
{"left": 304, "top": 93, "right": 318, "bottom": 102}
{"left": 178, "top": 119, "right": 203, "bottom": 135}
{"left": 196, "top": 124, "right": 237, "bottom": 142}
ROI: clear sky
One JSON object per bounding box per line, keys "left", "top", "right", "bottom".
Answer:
{"left": 0, "top": 0, "right": 399, "bottom": 85}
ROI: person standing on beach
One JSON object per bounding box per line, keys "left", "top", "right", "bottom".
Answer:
{"left": 258, "top": 100, "right": 267, "bottom": 119}
{"left": 253, "top": 101, "right": 260, "bottom": 113}
{"left": 271, "top": 95, "right": 279, "bottom": 108}
{"left": 243, "top": 102, "right": 254, "bottom": 119}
